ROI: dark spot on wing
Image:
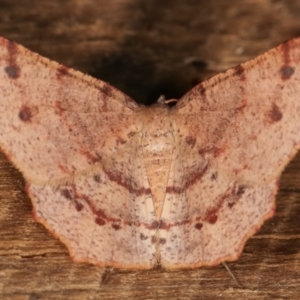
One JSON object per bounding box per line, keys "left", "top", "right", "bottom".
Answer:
{"left": 159, "top": 238, "right": 166, "bottom": 245}
{"left": 236, "top": 186, "right": 246, "bottom": 196}
{"left": 117, "top": 138, "right": 127, "bottom": 145}
{"left": 5, "top": 65, "right": 20, "bottom": 79}
{"left": 61, "top": 188, "right": 83, "bottom": 211}
{"left": 185, "top": 136, "right": 196, "bottom": 148}
{"left": 56, "top": 65, "right": 69, "bottom": 80}
{"left": 127, "top": 131, "right": 136, "bottom": 138}
{"left": 234, "top": 65, "right": 245, "bottom": 80}
{"left": 93, "top": 174, "right": 101, "bottom": 183}
{"left": 211, "top": 172, "right": 217, "bottom": 180}
{"left": 19, "top": 105, "right": 33, "bottom": 122}
{"left": 207, "top": 214, "right": 218, "bottom": 224}
{"left": 140, "top": 233, "right": 148, "bottom": 240}
{"left": 95, "top": 217, "right": 106, "bottom": 226}
{"left": 61, "top": 189, "right": 73, "bottom": 199}
{"left": 228, "top": 202, "right": 235, "bottom": 209}
{"left": 280, "top": 65, "right": 294, "bottom": 80}
{"left": 269, "top": 103, "right": 282, "bottom": 123}
{"left": 75, "top": 201, "right": 84, "bottom": 212}
{"left": 112, "top": 223, "right": 121, "bottom": 230}
{"left": 194, "top": 222, "right": 203, "bottom": 230}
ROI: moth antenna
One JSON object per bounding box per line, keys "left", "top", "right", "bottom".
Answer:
{"left": 157, "top": 95, "right": 178, "bottom": 105}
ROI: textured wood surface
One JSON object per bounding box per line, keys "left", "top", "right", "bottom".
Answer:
{"left": 1, "top": 0, "right": 300, "bottom": 299}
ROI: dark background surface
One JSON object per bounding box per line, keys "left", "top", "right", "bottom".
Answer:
{"left": 1, "top": 0, "right": 300, "bottom": 299}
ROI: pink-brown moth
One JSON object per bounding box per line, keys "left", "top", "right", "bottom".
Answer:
{"left": 0, "top": 36, "right": 299, "bottom": 269}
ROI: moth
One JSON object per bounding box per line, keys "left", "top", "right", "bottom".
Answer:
{"left": 0, "top": 36, "right": 299, "bottom": 269}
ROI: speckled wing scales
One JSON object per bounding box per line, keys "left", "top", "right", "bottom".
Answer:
{"left": 0, "top": 37, "right": 157, "bottom": 268}
{"left": 2, "top": 35, "right": 300, "bottom": 270}
{"left": 28, "top": 137, "right": 157, "bottom": 268}
{"left": 158, "top": 38, "right": 300, "bottom": 269}
{"left": 0, "top": 37, "right": 140, "bottom": 182}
